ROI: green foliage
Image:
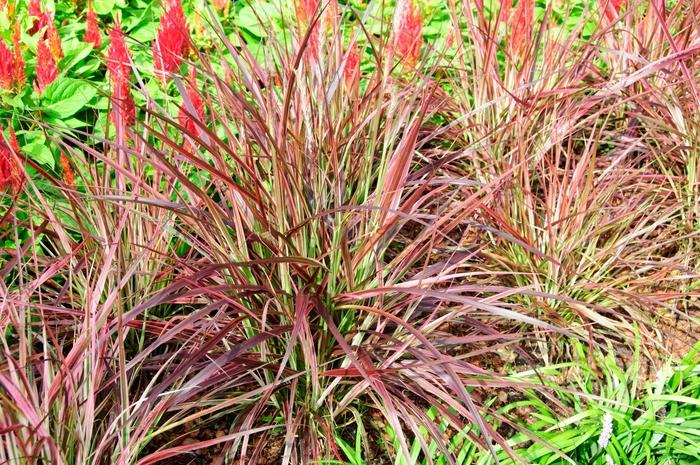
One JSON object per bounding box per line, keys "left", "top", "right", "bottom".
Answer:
{"left": 329, "top": 341, "right": 700, "bottom": 465}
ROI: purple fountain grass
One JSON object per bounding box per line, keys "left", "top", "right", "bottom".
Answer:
{"left": 3, "top": 1, "right": 699, "bottom": 464}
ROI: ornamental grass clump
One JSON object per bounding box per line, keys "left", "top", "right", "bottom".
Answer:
{"left": 435, "top": 0, "right": 700, "bottom": 363}
{"left": 177, "top": 69, "right": 204, "bottom": 135}
{"left": 0, "top": 4, "right": 561, "bottom": 463}
{"left": 1, "top": 1, "right": 699, "bottom": 464}
{"left": 507, "top": 0, "right": 533, "bottom": 59}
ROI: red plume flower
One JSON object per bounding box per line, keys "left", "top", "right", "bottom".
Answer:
{"left": 294, "top": 0, "right": 338, "bottom": 64}
{"left": 107, "top": 23, "right": 131, "bottom": 82}
{"left": 507, "top": 0, "right": 533, "bottom": 59}
{"left": 0, "top": 41, "right": 13, "bottom": 90}
{"left": 153, "top": 0, "right": 190, "bottom": 82}
{"left": 0, "top": 126, "right": 23, "bottom": 193}
{"left": 84, "top": 3, "right": 102, "bottom": 48}
{"left": 295, "top": 0, "right": 321, "bottom": 64}
{"left": 391, "top": 0, "right": 423, "bottom": 69}
{"left": 108, "top": 23, "right": 135, "bottom": 126}
{"left": 343, "top": 43, "right": 360, "bottom": 89}
{"left": 47, "top": 21, "right": 63, "bottom": 62}
{"left": 295, "top": 0, "right": 318, "bottom": 24}
{"left": 34, "top": 40, "right": 58, "bottom": 95}
{"left": 13, "top": 22, "right": 26, "bottom": 89}
{"left": 28, "top": 0, "right": 52, "bottom": 35}
{"left": 602, "top": 0, "right": 624, "bottom": 21}
{"left": 59, "top": 152, "right": 75, "bottom": 187}
{"left": 178, "top": 70, "right": 204, "bottom": 137}
{"left": 29, "top": 0, "right": 42, "bottom": 17}
{"left": 296, "top": 0, "right": 337, "bottom": 32}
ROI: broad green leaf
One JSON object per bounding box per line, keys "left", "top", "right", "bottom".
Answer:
{"left": 52, "top": 117, "right": 88, "bottom": 129}
{"left": 237, "top": 3, "right": 279, "bottom": 38}
{"left": 130, "top": 22, "right": 158, "bottom": 42}
{"left": 60, "top": 39, "right": 96, "bottom": 73}
{"left": 0, "top": 93, "right": 25, "bottom": 110}
{"left": 0, "top": 10, "right": 9, "bottom": 31}
{"left": 24, "top": 143, "right": 55, "bottom": 169}
{"left": 42, "top": 79, "right": 98, "bottom": 119}
{"left": 93, "top": 0, "right": 116, "bottom": 15}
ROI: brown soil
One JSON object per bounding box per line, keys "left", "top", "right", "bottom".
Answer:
{"left": 255, "top": 435, "right": 284, "bottom": 465}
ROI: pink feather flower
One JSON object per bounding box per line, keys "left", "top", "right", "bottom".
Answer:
{"left": 84, "top": 3, "right": 103, "bottom": 48}
{"left": 0, "top": 126, "right": 23, "bottom": 193}
{"left": 0, "top": 41, "right": 13, "bottom": 90}
{"left": 153, "top": 0, "right": 190, "bottom": 81}
{"left": 108, "top": 24, "right": 136, "bottom": 126}
{"left": 33, "top": 40, "right": 58, "bottom": 95}
{"left": 391, "top": 0, "right": 423, "bottom": 69}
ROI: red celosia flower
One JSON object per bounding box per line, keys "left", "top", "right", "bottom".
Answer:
{"left": 108, "top": 23, "right": 135, "bottom": 126}
{"left": 343, "top": 43, "right": 360, "bottom": 88}
{"left": 391, "top": 0, "right": 423, "bottom": 69}
{"left": 507, "top": 0, "right": 533, "bottom": 59}
{"left": 47, "top": 21, "right": 63, "bottom": 62}
{"left": 296, "top": 0, "right": 318, "bottom": 24}
{"left": 34, "top": 40, "right": 57, "bottom": 95}
{"left": 13, "top": 22, "right": 26, "bottom": 89}
{"left": 153, "top": 0, "right": 190, "bottom": 81}
{"left": 602, "top": 0, "right": 625, "bottom": 21}
{"left": 295, "top": 0, "right": 321, "bottom": 64}
{"left": 294, "top": 0, "right": 337, "bottom": 64}
{"left": 498, "top": 0, "right": 512, "bottom": 24}
{"left": 9, "top": 127, "right": 19, "bottom": 153}
{"left": 59, "top": 152, "right": 74, "bottom": 187}
{"left": 296, "top": 0, "right": 337, "bottom": 32}
{"left": 0, "top": 144, "right": 12, "bottom": 191}
{"left": 28, "top": 0, "right": 52, "bottom": 35}
{"left": 29, "top": 0, "right": 42, "bottom": 17}
{"left": 107, "top": 23, "right": 131, "bottom": 82}
{"left": 178, "top": 70, "right": 204, "bottom": 136}
{"left": 0, "top": 41, "right": 13, "bottom": 90}
{"left": 0, "top": 126, "right": 23, "bottom": 193}
{"left": 84, "top": 3, "right": 102, "bottom": 48}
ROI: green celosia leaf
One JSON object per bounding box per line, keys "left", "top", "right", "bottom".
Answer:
{"left": 93, "top": 0, "right": 116, "bottom": 15}
{"left": 237, "top": 3, "right": 279, "bottom": 38}
{"left": 41, "top": 79, "right": 98, "bottom": 119}
{"left": 24, "top": 142, "right": 55, "bottom": 169}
